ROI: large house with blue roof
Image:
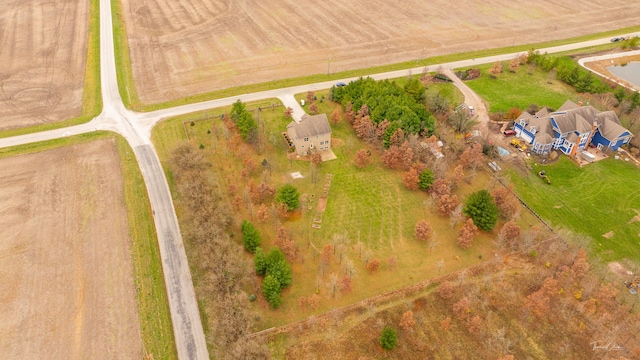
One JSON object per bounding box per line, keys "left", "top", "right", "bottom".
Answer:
{"left": 513, "top": 100, "right": 633, "bottom": 157}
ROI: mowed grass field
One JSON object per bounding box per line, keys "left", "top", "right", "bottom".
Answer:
{"left": 510, "top": 157, "right": 640, "bottom": 261}
{"left": 152, "top": 90, "right": 543, "bottom": 329}
{"left": 463, "top": 62, "right": 578, "bottom": 113}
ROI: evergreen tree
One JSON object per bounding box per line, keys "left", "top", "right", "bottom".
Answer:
{"left": 241, "top": 220, "right": 261, "bottom": 253}
{"left": 463, "top": 190, "right": 499, "bottom": 231}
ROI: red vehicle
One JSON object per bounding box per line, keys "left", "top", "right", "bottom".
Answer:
{"left": 503, "top": 129, "right": 517, "bottom": 137}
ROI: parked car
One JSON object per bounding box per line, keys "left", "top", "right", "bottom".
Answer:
{"left": 611, "top": 37, "right": 625, "bottom": 42}
{"left": 503, "top": 129, "right": 517, "bottom": 137}
{"left": 335, "top": 82, "right": 346, "bottom": 87}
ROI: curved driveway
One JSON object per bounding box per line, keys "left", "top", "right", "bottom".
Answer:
{"left": 0, "top": 2, "right": 638, "bottom": 358}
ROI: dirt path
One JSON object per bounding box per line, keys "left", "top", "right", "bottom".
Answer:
{"left": 442, "top": 68, "right": 491, "bottom": 136}
{"left": 0, "top": 139, "right": 142, "bottom": 359}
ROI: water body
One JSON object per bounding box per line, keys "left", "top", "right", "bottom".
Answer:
{"left": 606, "top": 62, "right": 640, "bottom": 89}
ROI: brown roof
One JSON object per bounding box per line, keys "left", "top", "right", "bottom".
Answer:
{"left": 535, "top": 133, "right": 554, "bottom": 145}
{"left": 557, "top": 100, "right": 580, "bottom": 111}
{"left": 288, "top": 114, "right": 331, "bottom": 139}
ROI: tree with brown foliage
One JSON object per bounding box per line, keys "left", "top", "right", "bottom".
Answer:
{"left": 389, "top": 128, "right": 406, "bottom": 147}
{"left": 241, "top": 156, "right": 257, "bottom": 178}
{"left": 489, "top": 61, "right": 503, "bottom": 77}
{"left": 440, "top": 317, "right": 452, "bottom": 331}
{"left": 497, "top": 220, "right": 521, "bottom": 249}
{"left": 354, "top": 115, "right": 376, "bottom": 142}
{"left": 466, "top": 315, "right": 482, "bottom": 336}
{"left": 438, "top": 281, "right": 453, "bottom": 299}
{"left": 399, "top": 311, "right": 416, "bottom": 331}
{"left": 381, "top": 145, "right": 402, "bottom": 169}
{"left": 339, "top": 275, "right": 352, "bottom": 294}
{"left": 491, "top": 186, "right": 520, "bottom": 220}
{"left": 451, "top": 164, "right": 464, "bottom": 189}
{"left": 256, "top": 203, "right": 269, "bottom": 223}
{"left": 571, "top": 249, "right": 589, "bottom": 280}
{"left": 345, "top": 102, "right": 355, "bottom": 124}
{"left": 376, "top": 119, "right": 391, "bottom": 140}
{"left": 399, "top": 142, "right": 414, "bottom": 170}
{"left": 330, "top": 109, "right": 341, "bottom": 126}
{"left": 306, "top": 91, "right": 315, "bottom": 103}
{"left": 309, "top": 102, "right": 318, "bottom": 115}
{"left": 457, "top": 218, "right": 477, "bottom": 249}
{"left": 275, "top": 226, "right": 296, "bottom": 260}
{"left": 354, "top": 149, "right": 371, "bottom": 169}
{"left": 403, "top": 167, "right": 420, "bottom": 190}
{"left": 509, "top": 57, "right": 520, "bottom": 73}
{"left": 414, "top": 220, "right": 432, "bottom": 242}
{"left": 452, "top": 296, "right": 471, "bottom": 320}
{"left": 437, "top": 194, "right": 459, "bottom": 216}
{"left": 284, "top": 107, "right": 293, "bottom": 118}
{"left": 321, "top": 244, "right": 334, "bottom": 265}
{"left": 430, "top": 178, "right": 452, "bottom": 198}
{"left": 507, "top": 108, "right": 523, "bottom": 120}
{"left": 366, "top": 258, "right": 380, "bottom": 273}
{"left": 459, "top": 143, "right": 484, "bottom": 170}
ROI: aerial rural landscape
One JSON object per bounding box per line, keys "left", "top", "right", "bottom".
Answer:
{"left": 1, "top": 0, "right": 640, "bottom": 359}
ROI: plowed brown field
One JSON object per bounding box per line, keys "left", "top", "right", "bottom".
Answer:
{"left": 0, "top": 139, "right": 142, "bottom": 359}
{"left": 120, "top": 0, "right": 640, "bottom": 104}
{"left": 0, "top": 0, "right": 89, "bottom": 130}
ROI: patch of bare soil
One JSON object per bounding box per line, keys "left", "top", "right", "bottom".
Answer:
{"left": 602, "top": 231, "right": 615, "bottom": 239}
{"left": 628, "top": 209, "right": 640, "bottom": 224}
{"left": 0, "top": 1, "right": 89, "bottom": 131}
{"left": 121, "top": 0, "right": 640, "bottom": 104}
{"left": 608, "top": 262, "right": 629, "bottom": 277}
{"left": 0, "top": 139, "right": 142, "bottom": 359}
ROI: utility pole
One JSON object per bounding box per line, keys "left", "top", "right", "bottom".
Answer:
{"left": 327, "top": 56, "right": 332, "bottom": 75}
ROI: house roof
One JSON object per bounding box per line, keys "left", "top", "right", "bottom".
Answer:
{"left": 287, "top": 113, "right": 331, "bottom": 139}
{"left": 551, "top": 107, "right": 595, "bottom": 134}
{"left": 535, "top": 133, "right": 554, "bottom": 145}
{"left": 558, "top": 100, "right": 581, "bottom": 111}
{"left": 595, "top": 111, "right": 629, "bottom": 140}
{"left": 535, "top": 107, "right": 549, "bottom": 118}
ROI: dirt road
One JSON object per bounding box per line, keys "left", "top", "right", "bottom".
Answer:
{"left": 0, "top": 139, "right": 142, "bottom": 359}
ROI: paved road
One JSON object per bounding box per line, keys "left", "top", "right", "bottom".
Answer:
{"left": 134, "top": 31, "right": 640, "bottom": 134}
{"left": 0, "top": 5, "right": 637, "bottom": 358}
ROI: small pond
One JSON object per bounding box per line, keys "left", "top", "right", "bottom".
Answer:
{"left": 606, "top": 62, "right": 640, "bottom": 88}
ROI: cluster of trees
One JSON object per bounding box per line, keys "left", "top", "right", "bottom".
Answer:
{"left": 526, "top": 51, "right": 610, "bottom": 94}
{"left": 331, "top": 77, "right": 436, "bottom": 144}
{"left": 255, "top": 247, "right": 293, "bottom": 308}
{"left": 230, "top": 100, "right": 258, "bottom": 142}
{"left": 169, "top": 143, "right": 268, "bottom": 358}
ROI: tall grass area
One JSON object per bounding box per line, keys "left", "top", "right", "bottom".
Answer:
{"left": 510, "top": 157, "right": 640, "bottom": 261}
{"left": 109, "top": 7, "right": 639, "bottom": 112}
{"left": 0, "top": 133, "right": 177, "bottom": 360}
{"left": 463, "top": 63, "right": 577, "bottom": 113}
{"left": 151, "top": 97, "right": 544, "bottom": 330}
{"left": 0, "top": 0, "right": 102, "bottom": 139}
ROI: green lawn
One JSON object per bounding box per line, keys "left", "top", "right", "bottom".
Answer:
{"left": 510, "top": 157, "right": 640, "bottom": 261}
{"left": 463, "top": 64, "right": 577, "bottom": 113}
{"left": 151, "top": 97, "right": 548, "bottom": 330}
